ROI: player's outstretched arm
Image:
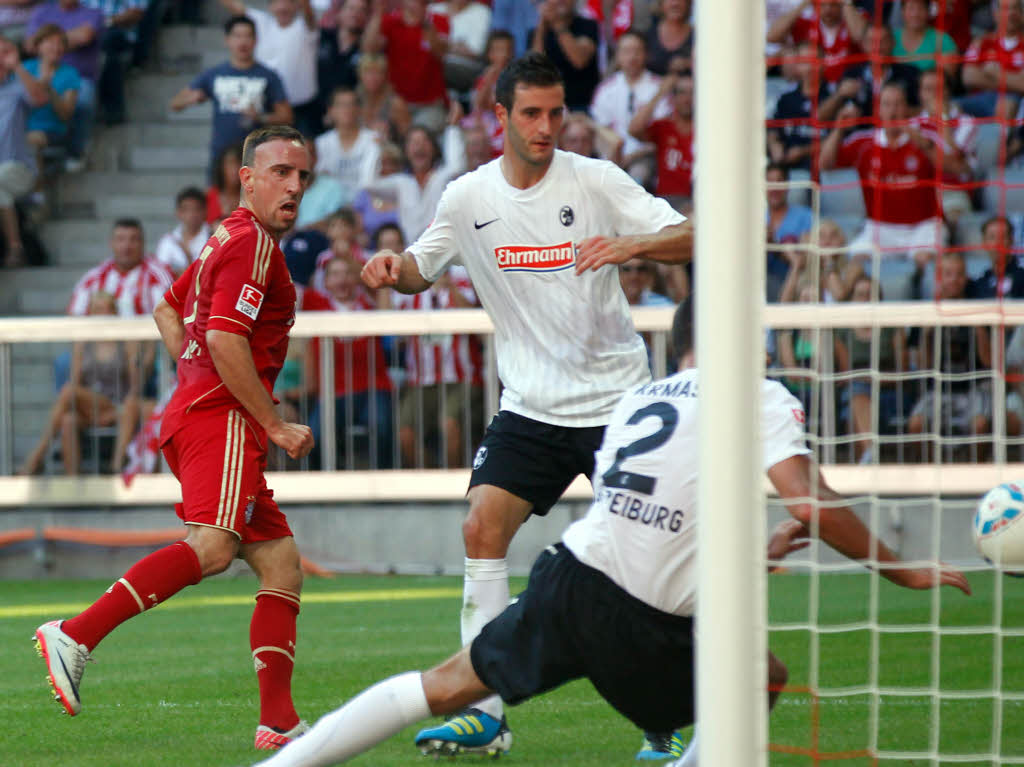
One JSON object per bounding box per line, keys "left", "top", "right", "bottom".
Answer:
{"left": 767, "top": 454, "right": 972, "bottom": 595}
{"left": 206, "top": 329, "right": 314, "bottom": 459}
{"left": 361, "top": 250, "right": 433, "bottom": 294}
{"left": 575, "top": 220, "right": 693, "bottom": 274}
{"left": 169, "top": 86, "right": 205, "bottom": 111}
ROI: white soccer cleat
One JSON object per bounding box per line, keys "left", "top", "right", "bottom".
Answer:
{"left": 254, "top": 719, "right": 310, "bottom": 750}
{"left": 33, "top": 620, "right": 92, "bottom": 716}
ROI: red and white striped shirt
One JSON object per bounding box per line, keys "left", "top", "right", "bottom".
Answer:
{"left": 67, "top": 257, "right": 174, "bottom": 317}
{"left": 392, "top": 266, "right": 483, "bottom": 386}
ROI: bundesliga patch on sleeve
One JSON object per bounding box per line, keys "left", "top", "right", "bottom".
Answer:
{"left": 236, "top": 284, "right": 265, "bottom": 319}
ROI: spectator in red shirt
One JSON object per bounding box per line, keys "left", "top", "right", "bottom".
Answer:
{"left": 767, "top": 0, "right": 868, "bottom": 85}
{"left": 629, "top": 67, "right": 694, "bottom": 209}
{"left": 913, "top": 68, "right": 976, "bottom": 223}
{"left": 362, "top": 0, "right": 449, "bottom": 134}
{"left": 820, "top": 80, "right": 950, "bottom": 298}
{"left": 307, "top": 254, "right": 394, "bottom": 469}
{"left": 959, "top": 0, "right": 1024, "bottom": 118}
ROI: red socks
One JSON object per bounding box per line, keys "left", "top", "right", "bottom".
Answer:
{"left": 251, "top": 588, "right": 301, "bottom": 731}
{"left": 62, "top": 541, "right": 203, "bottom": 651}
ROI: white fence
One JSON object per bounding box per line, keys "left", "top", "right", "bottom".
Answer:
{"left": 1, "top": 302, "right": 1024, "bottom": 507}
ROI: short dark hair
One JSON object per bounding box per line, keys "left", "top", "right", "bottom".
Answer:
{"left": 372, "top": 222, "right": 404, "bottom": 250}
{"left": 32, "top": 23, "right": 68, "bottom": 48}
{"left": 485, "top": 29, "right": 514, "bottom": 54}
{"left": 212, "top": 143, "right": 243, "bottom": 191}
{"left": 224, "top": 14, "right": 255, "bottom": 35}
{"left": 880, "top": 78, "right": 908, "bottom": 101}
{"left": 766, "top": 162, "right": 789, "bottom": 180}
{"left": 616, "top": 28, "right": 646, "bottom": 48}
{"left": 113, "top": 218, "right": 143, "bottom": 233}
{"left": 671, "top": 296, "right": 694, "bottom": 359}
{"left": 176, "top": 186, "right": 205, "bottom": 207}
{"left": 982, "top": 215, "right": 1015, "bottom": 240}
{"left": 330, "top": 84, "right": 359, "bottom": 105}
{"left": 495, "top": 52, "right": 564, "bottom": 111}
{"left": 241, "top": 125, "right": 306, "bottom": 167}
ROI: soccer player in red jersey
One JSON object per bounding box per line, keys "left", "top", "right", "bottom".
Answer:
{"left": 33, "top": 125, "right": 316, "bottom": 752}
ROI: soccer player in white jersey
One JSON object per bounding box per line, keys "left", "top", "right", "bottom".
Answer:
{"left": 246, "top": 297, "right": 971, "bottom": 767}
{"left": 361, "top": 51, "right": 693, "bottom": 758}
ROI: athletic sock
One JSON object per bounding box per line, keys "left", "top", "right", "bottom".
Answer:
{"left": 62, "top": 541, "right": 202, "bottom": 651}
{"left": 252, "top": 588, "right": 302, "bottom": 731}
{"left": 673, "top": 730, "right": 699, "bottom": 767}
{"left": 460, "top": 557, "right": 509, "bottom": 721}
{"left": 254, "top": 672, "right": 431, "bottom": 767}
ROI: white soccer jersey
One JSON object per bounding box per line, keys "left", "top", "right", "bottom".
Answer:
{"left": 562, "top": 368, "right": 811, "bottom": 616}
{"left": 408, "top": 150, "right": 684, "bottom": 426}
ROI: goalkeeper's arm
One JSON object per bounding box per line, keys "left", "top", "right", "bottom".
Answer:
{"left": 766, "top": 454, "right": 972, "bottom": 595}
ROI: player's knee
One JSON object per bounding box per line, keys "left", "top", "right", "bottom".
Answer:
{"left": 59, "top": 411, "right": 77, "bottom": 432}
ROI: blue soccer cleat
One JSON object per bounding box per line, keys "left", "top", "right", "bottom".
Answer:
{"left": 636, "top": 730, "right": 685, "bottom": 760}
{"left": 414, "top": 707, "right": 512, "bottom": 757}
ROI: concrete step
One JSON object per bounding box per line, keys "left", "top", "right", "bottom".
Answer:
{"left": 41, "top": 219, "right": 177, "bottom": 262}
{"left": 55, "top": 171, "right": 205, "bottom": 206}
{"left": 128, "top": 145, "right": 208, "bottom": 172}
{"left": 46, "top": 242, "right": 114, "bottom": 269}
{"left": 18, "top": 288, "right": 71, "bottom": 316}
{"left": 159, "top": 24, "right": 226, "bottom": 56}
{"left": 96, "top": 194, "right": 182, "bottom": 220}
{"left": 125, "top": 73, "right": 194, "bottom": 117}
{"left": 164, "top": 101, "right": 212, "bottom": 123}
{"left": 94, "top": 120, "right": 212, "bottom": 150}
{"left": 6, "top": 265, "right": 90, "bottom": 294}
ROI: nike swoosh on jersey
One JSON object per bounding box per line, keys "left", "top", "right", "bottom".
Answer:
{"left": 474, "top": 218, "right": 500, "bottom": 230}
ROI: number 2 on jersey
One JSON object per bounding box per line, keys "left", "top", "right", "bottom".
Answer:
{"left": 601, "top": 402, "right": 679, "bottom": 495}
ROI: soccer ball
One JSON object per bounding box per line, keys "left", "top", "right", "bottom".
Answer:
{"left": 973, "top": 483, "right": 1024, "bottom": 570}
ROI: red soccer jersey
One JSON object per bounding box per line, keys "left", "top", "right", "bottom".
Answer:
{"left": 963, "top": 34, "right": 1024, "bottom": 81}
{"left": 648, "top": 118, "right": 694, "bottom": 198}
{"left": 380, "top": 10, "right": 449, "bottom": 105}
{"left": 160, "top": 207, "right": 297, "bottom": 444}
{"left": 930, "top": 0, "right": 971, "bottom": 52}
{"left": 836, "top": 128, "right": 943, "bottom": 224}
{"left": 790, "top": 16, "right": 864, "bottom": 83}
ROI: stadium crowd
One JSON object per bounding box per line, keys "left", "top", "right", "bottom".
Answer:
{"left": 4, "top": 0, "right": 1024, "bottom": 473}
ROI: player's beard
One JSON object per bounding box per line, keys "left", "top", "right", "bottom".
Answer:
{"left": 506, "top": 121, "right": 554, "bottom": 169}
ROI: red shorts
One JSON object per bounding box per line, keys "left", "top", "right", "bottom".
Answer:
{"left": 162, "top": 409, "right": 292, "bottom": 543}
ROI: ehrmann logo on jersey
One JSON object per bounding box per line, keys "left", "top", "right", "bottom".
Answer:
{"left": 494, "top": 242, "right": 575, "bottom": 273}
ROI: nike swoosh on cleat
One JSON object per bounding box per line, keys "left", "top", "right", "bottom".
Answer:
{"left": 474, "top": 218, "right": 499, "bottom": 230}
{"left": 55, "top": 647, "right": 79, "bottom": 698}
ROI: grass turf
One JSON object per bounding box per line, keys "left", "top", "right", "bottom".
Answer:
{"left": 1, "top": 570, "right": 1021, "bottom": 767}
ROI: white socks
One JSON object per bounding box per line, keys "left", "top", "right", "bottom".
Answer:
{"left": 254, "top": 672, "right": 431, "bottom": 767}
{"left": 460, "top": 557, "right": 509, "bottom": 720}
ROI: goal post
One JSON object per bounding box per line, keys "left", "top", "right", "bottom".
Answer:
{"left": 694, "top": 2, "right": 767, "bottom": 767}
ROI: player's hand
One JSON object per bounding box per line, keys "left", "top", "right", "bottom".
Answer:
{"left": 575, "top": 235, "right": 634, "bottom": 274}
{"left": 886, "top": 562, "right": 972, "bottom": 596}
{"left": 767, "top": 518, "right": 811, "bottom": 568}
{"left": 361, "top": 250, "right": 403, "bottom": 288}
{"left": 268, "top": 421, "right": 314, "bottom": 460}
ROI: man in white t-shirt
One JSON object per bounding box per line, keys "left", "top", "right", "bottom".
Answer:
{"left": 220, "top": 0, "right": 321, "bottom": 136}
{"left": 314, "top": 85, "right": 380, "bottom": 199}
{"left": 248, "top": 297, "right": 971, "bottom": 767}
{"left": 589, "top": 29, "right": 666, "bottom": 186}
{"left": 154, "top": 187, "right": 211, "bottom": 277}
{"left": 361, "top": 51, "right": 692, "bottom": 758}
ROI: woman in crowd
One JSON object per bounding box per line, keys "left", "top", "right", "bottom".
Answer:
{"left": 205, "top": 144, "right": 242, "bottom": 225}
{"left": 19, "top": 292, "right": 151, "bottom": 475}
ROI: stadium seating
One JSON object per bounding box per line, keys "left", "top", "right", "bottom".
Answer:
{"left": 819, "top": 168, "right": 866, "bottom": 219}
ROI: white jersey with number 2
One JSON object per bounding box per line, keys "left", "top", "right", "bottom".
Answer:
{"left": 407, "top": 150, "right": 685, "bottom": 427}
{"left": 562, "top": 368, "right": 811, "bottom": 617}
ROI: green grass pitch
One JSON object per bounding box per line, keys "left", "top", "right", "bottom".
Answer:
{"left": 2, "top": 570, "right": 1021, "bottom": 767}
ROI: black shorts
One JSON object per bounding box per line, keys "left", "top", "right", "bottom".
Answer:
{"left": 469, "top": 543, "right": 696, "bottom": 733}
{"left": 468, "top": 411, "right": 606, "bottom": 516}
